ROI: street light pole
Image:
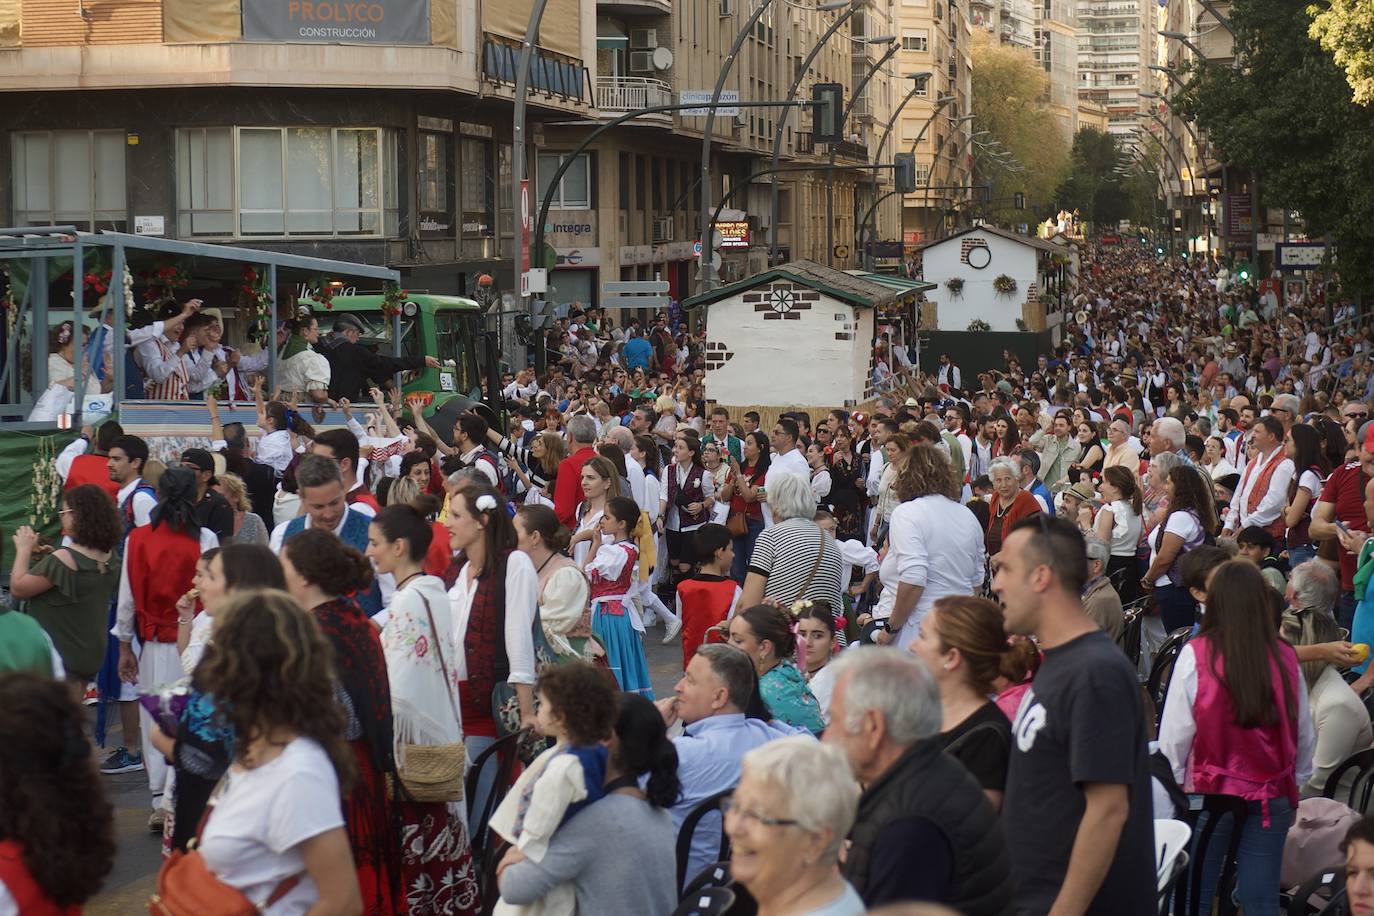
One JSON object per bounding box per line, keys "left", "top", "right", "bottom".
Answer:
{"left": 699, "top": 0, "right": 799, "bottom": 290}
{"left": 766, "top": 5, "right": 873, "bottom": 267}
{"left": 511, "top": 0, "right": 553, "bottom": 370}
{"left": 862, "top": 78, "right": 940, "bottom": 268}
{"left": 827, "top": 44, "right": 904, "bottom": 266}
{"left": 902, "top": 94, "right": 954, "bottom": 248}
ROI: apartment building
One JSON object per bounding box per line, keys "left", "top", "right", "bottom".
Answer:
{"left": 1076, "top": 0, "right": 1155, "bottom": 143}
{"left": 0, "top": 0, "right": 903, "bottom": 317}
{"left": 969, "top": 0, "right": 1035, "bottom": 50}
{"left": 895, "top": 0, "right": 974, "bottom": 249}
{"left": 1155, "top": 0, "right": 1236, "bottom": 259}
{"left": 0, "top": 0, "right": 602, "bottom": 302}
{"left": 1034, "top": 0, "right": 1078, "bottom": 140}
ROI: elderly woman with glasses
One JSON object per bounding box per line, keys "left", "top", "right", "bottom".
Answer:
{"left": 725, "top": 736, "right": 863, "bottom": 916}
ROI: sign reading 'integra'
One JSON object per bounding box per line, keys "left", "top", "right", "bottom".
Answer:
{"left": 243, "top": 0, "right": 432, "bottom": 44}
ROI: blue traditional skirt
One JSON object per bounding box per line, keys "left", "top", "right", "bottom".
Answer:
{"left": 591, "top": 597, "right": 654, "bottom": 698}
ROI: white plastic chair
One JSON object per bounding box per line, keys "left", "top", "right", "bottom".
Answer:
{"left": 1156, "top": 817, "right": 1192, "bottom": 912}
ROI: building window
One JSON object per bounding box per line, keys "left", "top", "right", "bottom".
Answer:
{"left": 901, "top": 29, "right": 929, "bottom": 51}
{"left": 418, "top": 130, "right": 452, "bottom": 216}
{"left": 461, "top": 136, "right": 494, "bottom": 236}
{"left": 13, "top": 130, "right": 127, "bottom": 231}
{"left": 175, "top": 127, "right": 388, "bottom": 239}
{"left": 537, "top": 153, "right": 592, "bottom": 211}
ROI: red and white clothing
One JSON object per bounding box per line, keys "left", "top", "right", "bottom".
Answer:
{"left": 114, "top": 522, "right": 218, "bottom": 812}
{"left": 133, "top": 332, "right": 190, "bottom": 400}
{"left": 54, "top": 438, "right": 120, "bottom": 499}
{"left": 1160, "top": 636, "right": 1314, "bottom": 798}
{"left": 1224, "top": 444, "right": 1295, "bottom": 534}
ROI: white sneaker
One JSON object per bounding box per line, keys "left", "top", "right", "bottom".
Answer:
{"left": 662, "top": 617, "right": 683, "bottom": 644}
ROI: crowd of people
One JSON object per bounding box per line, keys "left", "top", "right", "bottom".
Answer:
{"left": 5, "top": 245, "right": 1374, "bottom": 916}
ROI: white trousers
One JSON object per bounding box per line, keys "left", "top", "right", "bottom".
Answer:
{"left": 135, "top": 639, "right": 183, "bottom": 810}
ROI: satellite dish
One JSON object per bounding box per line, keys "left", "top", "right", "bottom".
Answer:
{"left": 652, "top": 47, "right": 674, "bottom": 70}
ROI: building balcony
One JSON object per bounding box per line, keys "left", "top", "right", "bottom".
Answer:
{"left": 597, "top": 0, "right": 672, "bottom": 15}
{"left": 594, "top": 75, "right": 673, "bottom": 115}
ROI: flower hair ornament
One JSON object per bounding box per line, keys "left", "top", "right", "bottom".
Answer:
{"left": 787, "top": 600, "right": 813, "bottom": 662}
{"left": 56, "top": 321, "right": 73, "bottom": 346}
{"left": 474, "top": 493, "right": 499, "bottom": 513}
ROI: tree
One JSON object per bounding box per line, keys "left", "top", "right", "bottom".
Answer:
{"left": 1173, "top": 0, "right": 1374, "bottom": 293}
{"left": 1309, "top": 0, "right": 1374, "bottom": 106}
{"left": 970, "top": 34, "right": 1069, "bottom": 222}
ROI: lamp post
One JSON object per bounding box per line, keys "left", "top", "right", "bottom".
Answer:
{"left": 826, "top": 45, "right": 906, "bottom": 266}
{"left": 901, "top": 94, "right": 954, "bottom": 247}
{"left": 860, "top": 78, "right": 941, "bottom": 268}
{"left": 1160, "top": 30, "right": 1208, "bottom": 61}
{"left": 1132, "top": 128, "right": 1185, "bottom": 254}
{"left": 699, "top": 0, "right": 847, "bottom": 290}
{"left": 511, "top": 0, "right": 554, "bottom": 367}
{"left": 1141, "top": 91, "right": 1213, "bottom": 254}
{"left": 765, "top": 10, "right": 889, "bottom": 267}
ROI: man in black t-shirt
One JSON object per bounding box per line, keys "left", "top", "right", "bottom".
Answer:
{"left": 993, "top": 515, "right": 1156, "bottom": 916}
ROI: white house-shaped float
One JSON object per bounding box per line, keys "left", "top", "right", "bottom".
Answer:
{"left": 682, "top": 260, "right": 932, "bottom": 410}
{"left": 918, "top": 225, "right": 1067, "bottom": 334}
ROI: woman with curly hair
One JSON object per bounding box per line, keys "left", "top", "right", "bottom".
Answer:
{"left": 192, "top": 589, "right": 360, "bottom": 914}
{"left": 282, "top": 529, "right": 403, "bottom": 915}
{"left": 875, "top": 444, "right": 987, "bottom": 651}
{"left": 9, "top": 483, "right": 121, "bottom": 685}
{"left": 0, "top": 672, "right": 114, "bottom": 911}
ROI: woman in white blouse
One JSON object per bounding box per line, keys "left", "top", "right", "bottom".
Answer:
{"left": 367, "top": 503, "right": 482, "bottom": 914}
{"left": 568, "top": 456, "right": 619, "bottom": 566}
{"left": 444, "top": 485, "right": 539, "bottom": 830}
{"left": 806, "top": 441, "right": 833, "bottom": 505}
{"left": 874, "top": 445, "right": 986, "bottom": 651}
{"left": 515, "top": 504, "right": 595, "bottom": 663}
{"left": 1091, "top": 465, "right": 1144, "bottom": 605}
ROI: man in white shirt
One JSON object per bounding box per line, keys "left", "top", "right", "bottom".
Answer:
{"left": 762, "top": 416, "right": 809, "bottom": 526}
{"left": 453, "top": 413, "right": 501, "bottom": 487}
{"left": 1223, "top": 415, "right": 1295, "bottom": 538}
{"left": 864, "top": 418, "right": 897, "bottom": 544}
{"left": 937, "top": 352, "right": 962, "bottom": 391}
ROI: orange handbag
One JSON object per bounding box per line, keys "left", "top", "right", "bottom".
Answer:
{"left": 149, "top": 846, "right": 300, "bottom": 916}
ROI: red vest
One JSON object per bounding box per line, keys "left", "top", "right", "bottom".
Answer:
{"left": 126, "top": 523, "right": 202, "bottom": 643}
{"left": 460, "top": 549, "right": 514, "bottom": 735}
{"left": 1240, "top": 445, "right": 1289, "bottom": 537}
{"left": 64, "top": 453, "right": 120, "bottom": 498}
{"left": 1187, "top": 635, "right": 1300, "bottom": 805}
{"left": 676, "top": 574, "right": 737, "bottom": 668}
{"left": 347, "top": 487, "right": 380, "bottom": 514}
{"left": 0, "top": 840, "right": 77, "bottom": 916}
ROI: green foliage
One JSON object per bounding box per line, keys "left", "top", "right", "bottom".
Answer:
{"left": 1054, "top": 128, "right": 1153, "bottom": 230}
{"left": 1309, "top": 0, "right": 1374, "bottom": 106}
{"left": 1173, "top": 0, "right": 1374, "bottom": 292}
{"left": 971, "top": 34, "right": 1070, "bottom": 219}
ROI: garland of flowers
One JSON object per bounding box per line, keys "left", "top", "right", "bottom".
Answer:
{"left": 239, "top": 265, "right": 274, "bottom": 321}
{"left": 992, "top": 274, "right": 1018, "bottom": 297}
{"left": 307, "top": 276, "right": 337, "bottom": 309}
{"left": 944, "top": 276, "right": 965, "bottom": 297}
{"left": 381, "top": 281, "right": 410, "bottom": 318}
{"left": 28, "top": 434, "right": 60, "bottom": 527}
{"left": 140, "top": 261, "right": 190, "bottom": 305}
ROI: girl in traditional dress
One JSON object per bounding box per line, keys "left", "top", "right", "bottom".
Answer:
{"left": 583, "top": 497, "right": 654, "bottom": 697}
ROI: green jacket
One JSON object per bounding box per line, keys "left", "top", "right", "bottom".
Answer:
{"left": 0, "top": 609, "right": 54, "bottom": 677}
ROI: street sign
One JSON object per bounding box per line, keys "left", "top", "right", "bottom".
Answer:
{"left": 520, "top": 179, "right": 531, "bottom": 296}
{"left": 715, "top": 221, "right": 750, "bottom": 248}
{"left": 603, "top": 280, "right": 670, "bottom": 294}
{"left": 603, "top": 295, "right": 672, "bottom": 309}
{"left": 526, "top": 268, "right": 548, "bottom": 294}
{"left": 692, "top": 241, "right": 703, "bottom": 257}
{"left": 680, "top": 90, "right": 739, "bottom": 117}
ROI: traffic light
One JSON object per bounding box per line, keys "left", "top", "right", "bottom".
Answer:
{"left": 1013, "top": 191, "right": 1025, "bottom": 210}
{"left": 811, "top": 83, "right": 844, "bottom": 144}
{"left": 894, "top": 153, "right": 916, "bottom": 193}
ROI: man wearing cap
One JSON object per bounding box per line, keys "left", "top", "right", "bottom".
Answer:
{"left": 320, "top": 314, "right": 441, "bottom": 402}
{"left": 1081, "top": 535, "right": 1124, "bottom": 640}
{"left": 180, "top": 448, "right": 235, "bottom": 541}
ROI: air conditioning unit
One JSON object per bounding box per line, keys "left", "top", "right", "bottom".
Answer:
{"left": 652, "top": 217, "right": 674, "bottom": 243}
{"left": 719, "top": 0, "right": 734, "bottom": 16}
{"left": 630, "top": 28, "right": 657, "bottom": 48}
{"left": 629, "top": 50, "right": 655, "bottom": 71}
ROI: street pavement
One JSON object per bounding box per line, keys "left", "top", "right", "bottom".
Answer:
{"left": 86, "top": 623, "right": 689, "bottom": 913}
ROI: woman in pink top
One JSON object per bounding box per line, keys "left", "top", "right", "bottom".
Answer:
{"left": 1159, "top": 561, "right": 1315, "bottom": 916}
